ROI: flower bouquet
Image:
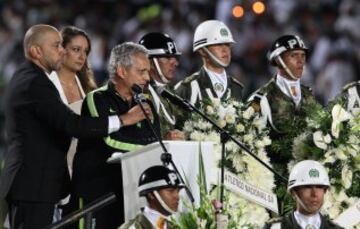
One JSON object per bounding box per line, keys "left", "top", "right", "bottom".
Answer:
{"left": 181, "top": 98, "right": 274, "bottom": 228}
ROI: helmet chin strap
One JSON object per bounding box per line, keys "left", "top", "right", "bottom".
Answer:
{"left": 153, "top": 190, "right": 175, "bottom": 215}
{"left": 293, "top": 191, "right": 313, "bottom": 214}
{"left": 203, "top": 47, "right": 229, "bottom": 68}
{"left": 276, "top": 56, "right": 298, "bottom": 80}
{"left": 153, "top": 58, "right": 169, "bottom": 84}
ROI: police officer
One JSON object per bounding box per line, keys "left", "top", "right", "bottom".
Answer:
{"left": 139, "top": 32, "right": 184, "bottom": 139}
{"left": 119, "top": 165, "right": 184, "bottom": 229}
{"left": 174, "top": 20, "right": 243, "bottom": 127}
{"left": 264, "top": 160, "right": 343, "bottom": 229}
{"left": 247, "top": 35, "right": 322, "bottom": 192}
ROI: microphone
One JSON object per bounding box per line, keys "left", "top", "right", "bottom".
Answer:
{"left": 152, "top": 85, "right": 193, "bottom": 111}
{"left": 131, "top": 84, "right": 147, "bottom": 103}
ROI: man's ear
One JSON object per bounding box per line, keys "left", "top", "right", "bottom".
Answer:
{"left": 116, "top": 65, "right": 126, "bottom": 79}
{"left": 147, "top": 192, "right": 155, "bottom": 200}
{"left": 29, "top": 45, "right": 41, "bottom": 59}
{"left": 198, "top": 49, "right": 206, "bottom": 58}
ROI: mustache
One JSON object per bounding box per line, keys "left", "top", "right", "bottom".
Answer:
{"left": 142, "top": 82, "right": 150, "bottom": 93}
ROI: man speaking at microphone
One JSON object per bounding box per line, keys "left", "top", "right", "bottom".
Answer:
{"left": 72, "top": 42, "right": 160, "bottom": 228}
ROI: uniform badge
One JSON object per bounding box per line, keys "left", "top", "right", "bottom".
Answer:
{"left": 214, "top": 83, "right": 224, "bottom": 93}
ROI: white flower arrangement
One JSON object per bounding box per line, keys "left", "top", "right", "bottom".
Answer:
{"left": 182, "top": 98, "right": 274, "bottom": 228}
{"left": 291, "top": 103, "right": 360, "bottom": 226}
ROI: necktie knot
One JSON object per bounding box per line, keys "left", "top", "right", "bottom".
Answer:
{"left": 305, "top": 224, "right": 316, "bottom": 229}
{"left": 290, "top": 85, "right": 297, "bottom": 97}
{"left": 156, "top": 217, "right": 166, "bottom": 229}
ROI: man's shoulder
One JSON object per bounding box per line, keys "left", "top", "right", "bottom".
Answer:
{"left": 320, "top": 214, "right": 344, "bottom": 229}
{"left": 173, "top": 70, "right": 201, "bottom": 95}
{"left": 83, "top": 84, "right": 114, "bottom": 116}
{"left": 247, "top": 78, "right": 276, "bottom": 102}
{"left": 181, "top": 71, "right": 202, "bottom": 84}
{"left": 119, "top": 213, "right": 150, "bottom": 229}
{"left": 11, "top": 61, "right": 48, "bottom": 87}
{"left": 266, "top": 216, "right": 283, "bottom": 224}
{"left": 85, "top": 84, "right": 111, "bottom": 101}
{"left": 264, "top": 212, "right": 300, "bottom": 229}
{"left": 119, "top": 220, "right": 142, "bottom": 229}
{"left": 255, "top": 78, "right": 277, "bottom": 94}
{"left": 300, "top": 83, "right": 313, "bottom": 93}
{"left": 263, "top": 216, "right": 284, "bottom": 228}
{"left": 230, "top": 76, "right": 244, "bottom": 89}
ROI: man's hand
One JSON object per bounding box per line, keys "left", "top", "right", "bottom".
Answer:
{"left": 119, "top": 103, "right": 153, "bottom": 126}
{"left": 164, "top": 129, "right": 185, "bottom": 140}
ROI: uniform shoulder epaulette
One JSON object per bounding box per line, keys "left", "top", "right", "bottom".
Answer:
{"left": 250, "top": 85, "right": 269, "bottom": 98}
{"left": 300, "top": 84, "right": 313, "bottom": 92}
{"left": 182, "top": 71, "right": 201, "bottom": 84}
{"left": 343, "top": 81, "right": 360, "bottom": 91}
{"left": 258, "top": 78, "right": 276, "bottom": 93}
{"left": 231, "top": 76, "right": 244, "bottom": 89}
{"left": 266, "top": 216, "right": 283, "bottom": 224}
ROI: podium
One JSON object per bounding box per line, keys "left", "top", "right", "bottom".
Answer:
{"left": 107, "top": 141, "right": 214, "bottom": 220}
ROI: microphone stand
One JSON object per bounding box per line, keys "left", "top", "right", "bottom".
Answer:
{"left": 132, "top": 86, "right": 194, "bottom": 203}
{"left": 162, "top": 92, "right": 288, "bottom": 208}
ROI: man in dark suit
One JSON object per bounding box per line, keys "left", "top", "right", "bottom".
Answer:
{"left": 0, "top": 24, "right": 151, "bottom": 229}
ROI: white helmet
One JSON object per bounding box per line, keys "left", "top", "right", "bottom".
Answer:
{"left": 193, "top": 20, "right": 235, "bottom": 52}
{"left": 288, "top": 160, "right": 330, "bottom": 191}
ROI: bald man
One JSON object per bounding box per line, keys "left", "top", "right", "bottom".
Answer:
{"left": 0, "top": 24, "right": 125, "bottom": 228}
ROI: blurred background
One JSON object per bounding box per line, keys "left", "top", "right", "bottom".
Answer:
{"left": 0, "top": 0, "right": 359, "bottom": 227}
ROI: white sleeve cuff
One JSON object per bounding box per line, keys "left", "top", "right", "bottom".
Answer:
{"left": 108, "top": 115, "right": 121, "bottom": 134}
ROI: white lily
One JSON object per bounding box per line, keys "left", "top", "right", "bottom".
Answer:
{"left": 332, "top": 104, "right": 352, "bottom": 122}
{"left": 331, "top": 104, "right": 352, "bottom": 138}
{"left": 313, "top": 131, "right": 328, "bottom": 150}
{"left": 341, "top": 165, "right": 353, "bottom": 189}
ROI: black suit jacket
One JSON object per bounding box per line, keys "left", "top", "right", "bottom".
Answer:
{"left": 0, "top": 60, "right": 109, "bottom": 203}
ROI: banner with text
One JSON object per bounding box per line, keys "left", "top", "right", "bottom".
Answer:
{"left": 222, "top": 170, "right": 278, "bottom": 214}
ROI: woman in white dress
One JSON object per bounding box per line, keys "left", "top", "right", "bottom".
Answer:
{"left": 49, "top": 26, "right": 97, "bottom": 221}
{"left": 50, "top": 26, "right": 97, "bottom": 175}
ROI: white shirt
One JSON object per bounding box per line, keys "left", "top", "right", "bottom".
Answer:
{"left": 276, "top": 74, "right": 302, "bottom": 106}
{"left": 294, "top": 210, "right": 321, "bottom": 229}
{"left": 204, "top": 66, "right": 228, "bottom": 98}
{"left": 143, "top": 206, "right": 169, "bottom": 229}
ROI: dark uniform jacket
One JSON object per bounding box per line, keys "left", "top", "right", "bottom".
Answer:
{"left": 248, "top": 77, "right": 319, "bottom": 134}
{"left": 247, "top": 77, "right": 321, "bottom": 178}
{"left": 148, "top": 83, "right": 177, "bottom": 137}
{"left": 174, "top": 67, "right": 243, "bottom": 128}
{"left": 119, "top": 213, "right": 176, "bottom": 229}
{"left": 73, "top": 82, "right": 160, "bottom": 201}
{"left": 0, "top": 60, "right": 108, "bottom": 203}
{"left": 263, "top": 211, "right": 344, "bottom": 229}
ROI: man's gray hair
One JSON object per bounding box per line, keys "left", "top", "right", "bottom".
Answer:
{"left": 108, "top": 42, "right": 148, "bottom": 78}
